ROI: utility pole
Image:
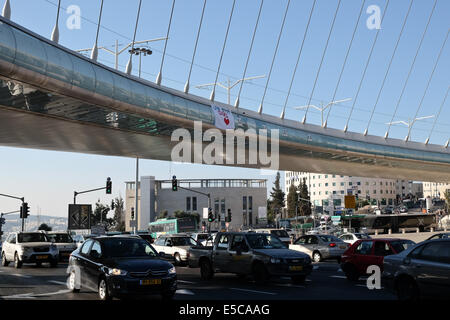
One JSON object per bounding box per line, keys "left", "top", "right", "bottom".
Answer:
{"left": 0, "top": 193, "right": 25, "bottom": 231}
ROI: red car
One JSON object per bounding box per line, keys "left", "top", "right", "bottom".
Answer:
{"left": 340, "top": 238, "right": 415, "bottom": 281}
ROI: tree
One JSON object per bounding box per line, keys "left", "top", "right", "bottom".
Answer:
{"left": 298, "top": 177, "right": 311, "bottom": 216}
{"left": 112, "top": 196, "right": 125, "bottom": 232}
{"left": 173, "top": 210, "right": 200, "bottom": 225}
{"left": 157, "top": 210, "right": 169, "bottom": 220}
{"left": 92, "top": 201, "right": 114, "bottom": 231}
{"left": 286, "top": 182, "right": 298, "bottom": 218}
{"left": 445, "top": 190, "right": 450, "bottom": 213}
{"left": 38, "top": 223, "right": 52, "bottom": 231}
{"left": 269, "top": 172, "right": 285, "bottom": 220}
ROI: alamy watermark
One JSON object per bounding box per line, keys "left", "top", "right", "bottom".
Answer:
{"left": 66, "top": 5, "right": 81, "bottom": 30}
{"left": 170, "top": 121, "right": 279, "bottom": 171}
{"left": 366, "top": 5, "right": 382, "bottom": 30}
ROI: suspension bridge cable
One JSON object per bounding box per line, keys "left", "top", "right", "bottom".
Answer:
{"left": 184, "top": 0, "right": 208, "bottom": 93}
{"left": 156, "top": 0, "right": 176, "bottom": 85}
{"left": 364, "top": 0, "right": 413, "bottom": 135}
{"left": 344, "top": 0, "right": 390, "bottom": 133}
{"left": 426, "top": 86, "right": 449, "bottom": 144}
{"left": 50, "top": 0, "right": 61, "bottom": 42}
{"left": 325, "top": 0, "right": 366, "bottom": 127}
{"left": 302, "top": 0, "right": 341, "bottom": 123}
{"left": 125, "top": 0, "right": 142, "bottom": 75}
{"left": 235, "top": 0, "right": 264, "bottom": 108}
{"left": 406, "top": 28, "right": 449, "bottom": 141}
{"left": 280, "top": 0, "right": 316, "bottom": 119}
{"left": 385, "top": 0, "right": 437, "bottom": 138}
{"left": 91, "top": 0, "right": 104, "bottom": 61}
{"left": 210, "top": 0, "right": 236, "bottom": 101}
{"left": 259, "top": 0, "right": 291, "bottom": 114}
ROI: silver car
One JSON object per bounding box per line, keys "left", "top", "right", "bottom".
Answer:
{"left": 383, "top": 239, "right": 450, "bottom": 300}
{"left": 289, "top": 234, "right": 349, "bottom": 263}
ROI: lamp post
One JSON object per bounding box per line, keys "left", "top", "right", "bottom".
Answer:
{"left": 385, "top": 115, "right": 434, "bottom": 141}
{"left": 76, "top": 38, "right": 166, "bottom": 70}
{"left": 128, "top": 47, "right": 152, "bottom": 78}
{"left": 195, "top": 75, "right": 265, "bottom": 105}
{"left": 294, "top": 98, "right": 351, "bottom": 127}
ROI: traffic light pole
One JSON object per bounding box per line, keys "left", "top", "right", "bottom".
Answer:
{"left": 73, "top": 187, "right": 107, "bottom": 204}
{"left": 0, "top": 193, "right": 25, "bottom": 231}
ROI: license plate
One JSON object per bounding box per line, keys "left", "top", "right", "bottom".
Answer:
{"left": 140, "top": 279, "right": 161, "bottom": 285}
{"left": 289, "top": 265, "right": 303, "bottom": 271}
{"left": 36, "top": 255, "right": 48, "bottom": 260}
{"left": 339, "top": 245, "right": 346, "bottom": 249}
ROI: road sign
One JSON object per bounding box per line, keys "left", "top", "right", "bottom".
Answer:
{"left": 345, "top": 195, "right": 356, "bottom": 209}
{"left": 203, "top": 208, "right": 209, "bottom": 219}
{"left": 68, "top": 204, "right": 92, "bottom": 230}
{"left": 129, "top": 220, "right": 137, "bottom": 228}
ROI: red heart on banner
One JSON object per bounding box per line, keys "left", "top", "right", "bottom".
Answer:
{"left": 224, "top": 118, "right": 230, "bottom": 125}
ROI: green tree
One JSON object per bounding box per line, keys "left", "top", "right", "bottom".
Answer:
{"left": 298, "top": 178, "right": 311, "bottom": 216}
{"left": 112, "top": 196, "right": 125, "bottom": 232}
{"left": 157, "top": 210, "right": 169, "bottom": 220}
{"left": 445, "top": 190, "right": 450, "bottom": 213}
{"left": 269, "top": 172, "right": 285, "bottom": 220}
{"left": 173, "top": 210, "right": 200, "bottom": 225}
{"left": 92, "top": 201, "right": 114, "bottom": 231}
{"left": 38, "top": 223, "right": 52, "bottom": 231}
{"left": 286, "top": 182, "right": 298, "bottom": 218}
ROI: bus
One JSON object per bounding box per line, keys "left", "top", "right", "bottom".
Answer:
{"left": 148, "top": 217, "right": 198, "bottom": 239}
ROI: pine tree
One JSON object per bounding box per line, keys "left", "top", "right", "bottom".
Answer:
{"left": 286, "top": 182, "right": 298, "bottom": 218}
{"left": 269, "top": 172, "right": 285, "bottom": 219}
{"left": 298, "top": 177, "right": 311, "bottom": 216}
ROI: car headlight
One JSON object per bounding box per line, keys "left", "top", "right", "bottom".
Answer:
{"left": 168, "top": 266, "right": 176, "bottom": 275}
{"left": 270, "top": 258, "right": 282, "bottom": 264}
{"left": 108, "top": 268, "right": 128, "bottom": 276}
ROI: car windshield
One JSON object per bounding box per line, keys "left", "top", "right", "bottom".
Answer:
{"left": 270, "top": 230, "right": 289, "bottom": 238}
{"left": 245, "top": 234, "right": 286, "bottom": 249}
{"left": 355, "top": 234, "right": 371, "bottom": 239}
{"left": 318, "top": 235, "right": 341, "bottom": 242}
{"left": 170, "top": 237, "right": 197, "bottom": 246}
{"left": 47, "top": 234, "right": 73, "bottom": 243}
{"left": 103, "top": 238, "right": 158, "bottom": 258}
{"left": 18, "top": 233, "right": 48, "bottom": 243}
{"left": 197, "top": 234, "right": 209, "bottom": 241}
{"left": 390, "top": 240, "right": 415, "bottom": 253}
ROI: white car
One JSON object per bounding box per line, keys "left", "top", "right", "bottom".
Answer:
{"left": 338, "top": 233, "right": 371, "bottom": 245}
{"left": 307, "top": 225, "right": 337, "bottom": 235}
{"left": 45, "top": 232, "right": 77, "bottom": 261}
{"left": 1, "top": 232, "right": 59, "bottom": 268}
{"left": 252, "top": 229, "right": 291, "bottom": 246}
{"left": 190, "top": 232, "right": 210, "bottom": 246}
{"left": 152, "top": 234, "right": 198, "bottom": 265}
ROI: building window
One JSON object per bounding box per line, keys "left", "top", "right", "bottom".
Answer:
{"left": 325, "top": 191, "right": 329, "bottom": 195}
{"left": 243, "top": 196, "right": 247, "bottom": 226}
{"left": 357, "top": 182, "right": 361, "bottom": 186}
{"left": 333, "top": 191, "right": 337, "bottom": 194}
{"left": 325, "top": 175, "right": 328, "bottom": 178}
{"left": 349, "top": 182, "right": 353, "bottom": 186}
{"left": 186, "top": 197, "right": 191, "bottom": 211}
{"left": 248, "top": 196, "right": 253, "bottom": 226}
{"left": 332, "top": 182, "right": 336, "bottom": 186}
{"left": 340, "top": 182, "right": 345, "bottom": 186}
{"left": 340, "top": 190, "right": 344, "bottom": 194}
{"left": 332, "top": 175, "right": 336, "bottom": 178}
{"left": 192, "top": 197, "right": 197, "bottom": 211}
{"left": 325, "top": 183, "right": 329, "bottom": 187}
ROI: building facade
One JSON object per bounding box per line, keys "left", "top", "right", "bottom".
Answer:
{"left": 285, "top": 172, "right": 402, "bottom": 213}
{"left": 125, "top": 178, "right": 267, "bottom": 232}
{"left": 422, "top": 182, "right": 450, "bottom": 199}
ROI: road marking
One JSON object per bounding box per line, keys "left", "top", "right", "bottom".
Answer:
{"left": 355, "top": 284, "right": 384, "bottom": 289}
{"left": 275, "top": 283, "right": 306, "bottom": 288}
{"left": 48, "top": 280, "right": 67, "bottom": 286}
{"left": 176, "top": 289, "right": 195, "bottom": 295}
{"left": 313, "top": 266, "right": 319, "bottom": 270}
{"left": 329, "top": 275, "right": 347, "bottom": 279}
{"left": 230, "top": 288, "right": 276, "bottom": 295}
{"left": 177, "top": 280, "right": 195, "bottom": 284}
{"left": 2, "top": 289, "right": 72, "bottom": 299}
{"left": 12, "top": 273, "right": 32, "bottom": 278}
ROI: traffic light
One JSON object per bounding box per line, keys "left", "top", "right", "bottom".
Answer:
{"left": 106, "top": 177, "right": 112, "bottom": 194}
{"left": 20, "top": 202, "right": 29, "bottom": 219}
{"left": 172, "top": 175, "right": 178, "bottom": 191}
{"left": 208, "top": 208, "right": 214, "bottom": 222}
{"left": 131, "top": 207, "right": 135, "bottom": 220}
{"left": 111, "top": 200, "right": 115, "bottom": 210}
{"left": 227, "top": 209, "right": 232, "bottom": 222}
{"left": 0, "top": 217, "right": 5, "bottom": 225}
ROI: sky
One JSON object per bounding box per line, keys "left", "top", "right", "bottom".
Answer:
{"left": 0, "top": 0, "right": 449, "bottom": 217}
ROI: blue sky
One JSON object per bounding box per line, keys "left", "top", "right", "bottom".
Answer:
{"left": 0, "top": 0, "right": 449, "bottom": 217}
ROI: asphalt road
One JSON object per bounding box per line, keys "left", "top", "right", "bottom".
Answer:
{"left": 0, "top": 260, "right": 396, "bottom": 301}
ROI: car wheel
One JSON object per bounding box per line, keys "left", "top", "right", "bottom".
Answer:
{"left": 200, "top": 259, "right": 213, "bottom": 280}
{"left": 343, "top": 264, "right": 359, "bottom": 281}
{"left": 312, "top": 251, "right": 322, "bottom": 263}
{"left": 397, "top": 277, "right": 419, "bottom": 301}
{"left": 253, "top": 263, "right": 269, "bottom": 285}
{"left": 68, "top": 270, "right": 80, "bottom": 293}
{"left": 1, "top": 252, "right": 9, "bottom": 267}
{"left": 14, "top": 253, "right": 22, "bottom": 269}
{"left": 174, "top": 253, "right": 182, "bottom": 266}
{"left": 291, "top": 275, "right": 306, "bottom": 284}
{"left": 98, "top": 278, "right": 111, "bottom": 301}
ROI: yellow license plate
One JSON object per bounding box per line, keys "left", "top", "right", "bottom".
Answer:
{"left": 61, "top": 252, "right": 70, "bottom": 256}
{"left": 289, "top": 265, "right": 303, "bottom": 271}
{"left": 339, "top": 245, "right": 346, "bottom": 249}
{"left": 140, "top": 279, "right": 161, "bottom": 285}
{"left": 36, "top": 255, "right": 48, "bottom": 260}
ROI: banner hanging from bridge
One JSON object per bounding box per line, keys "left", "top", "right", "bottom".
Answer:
{"left": 212, "top": 104, "right": 235, "bottom": 130}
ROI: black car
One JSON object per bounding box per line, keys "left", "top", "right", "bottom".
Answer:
{"left": 67, "top": 236, "right": 177, "bottom": 300}
{"left": 426, "top": 232, "right": 450, "bottom": 240}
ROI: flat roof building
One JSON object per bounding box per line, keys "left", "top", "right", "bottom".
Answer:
{"left": 125, "top": 177, "right": 267, "bottom": 232}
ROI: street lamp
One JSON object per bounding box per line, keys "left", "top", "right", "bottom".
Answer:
{"left": 195, "top": 75, "right": 265, "bottom": 105}
{"left": 76, "top": 38, "right": 166, "bottom": 71}
{"left": 128, "top": 47, "right": 152, "bottom": 78}
{"left": 294, "top": 98, "right": 352, "bottom": 127}
{"left": 384, "top": 115, "right": 434, "bottom": 141}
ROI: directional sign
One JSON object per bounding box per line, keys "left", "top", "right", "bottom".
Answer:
{"left": 344, "top": 195, "right": 356, "bottom": 209}
{"left": 68, "top": 204, "right": 92, "bottom": 230}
